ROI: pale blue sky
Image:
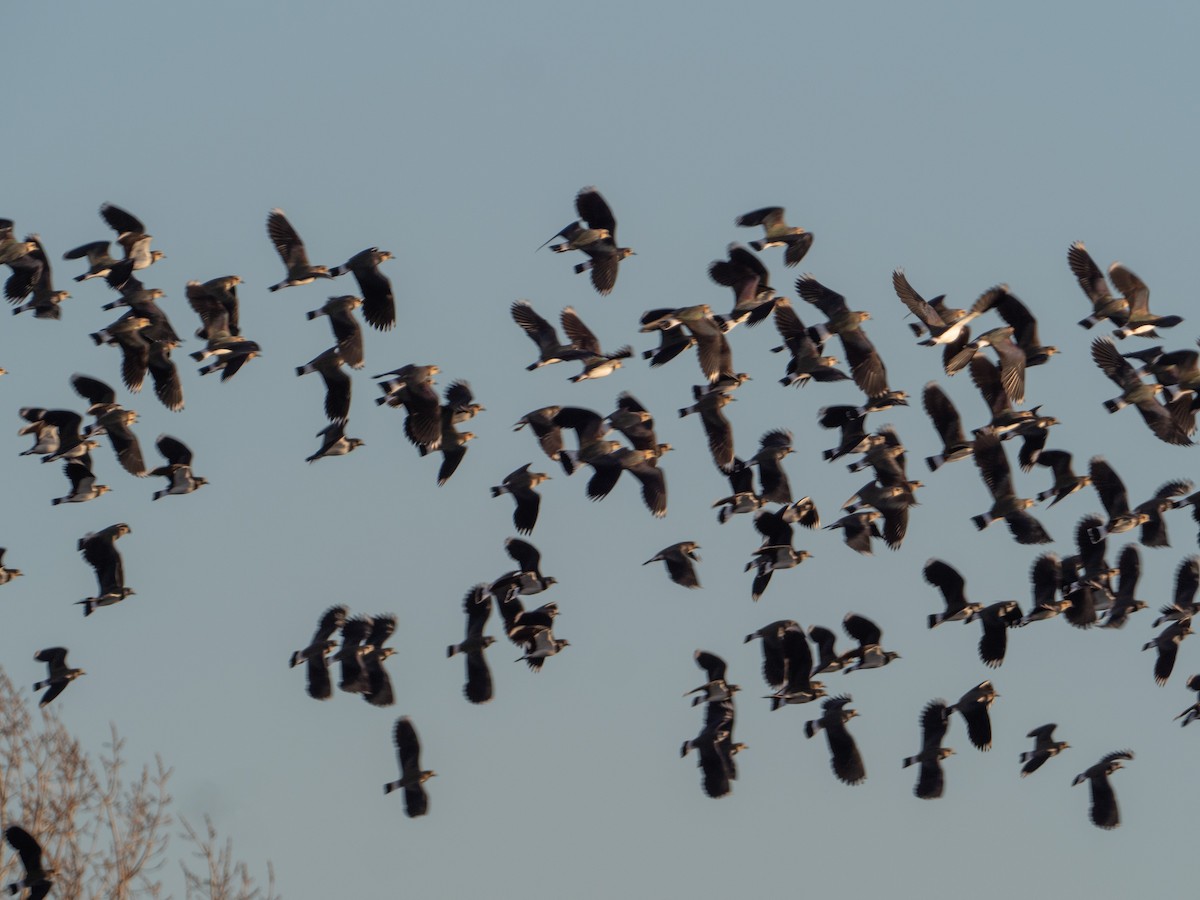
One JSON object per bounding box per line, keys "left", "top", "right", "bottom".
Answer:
{"left": 5, "top": 2, "right": 1200, "bottom": 896}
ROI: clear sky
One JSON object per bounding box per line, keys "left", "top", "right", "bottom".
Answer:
{"left": 5, "top": 1, "right": 1200, "bottom": 896}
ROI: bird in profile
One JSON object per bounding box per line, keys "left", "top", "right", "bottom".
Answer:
{"left": 681, "top": 698, "right": 744, "bottom": 800}
{"left": 1143, "top": 617, "right": 1192, "bottom": 686}
{"left": 804, "top": 695, "right": 866, "bottom": 785}
{"left": 490, "top": 537, "right": 557, "bottom": 598}
{"left": 840, "top": 613, "right": 901, "bottom": 673}
{"left": 296, "top": 348, "right": 352, "bottom": 424}
{"left": 1019, "top": 724, "right": 1069, "bottom": 776}
{"left": 328, "top": 248, "right": 395, "bottom": 330}
{"left": 490, "top": 464, "right": 550, "bottom": 535}
{"left": 334, "top": 616, "right": 374, "bottom": 694}
{"left": 447, "top": 585, "right": 496, "bottom": 704}
{"left": 764, "top": 624, "right": 827, "bottom": 709}
{"left": 76, "top": 524, "right": 133, "bottom": 616}
{"left": 686, "top": 650, "right": 740, "bottom": 707}
{"left": 543, "top": 186, "right": 634, "bottom": 295}
{"left": 1174, "top": 675, "right": 1200, "bottom": 726}
{"left": 1069, "top": 242, "right": 1130, "bottom": 330}
{"left": 735, "top": 206, "right": 813, "bottom": 267}
{"left": 902, "top": 700, "right": 953, "bottom": 799}
{"left": 63, "top": 238, "right": 120, "bottom": 283}
{"left": 8, "top": 234, "right": 71, "bottom": 319}
{"left": 289, "top": 605, "right": 347, "bottom": 700}
{"left": 384, "top": 717, "right": 435, "bottom": 818}
{"left": 1091, "top": 337, "right": 1191, "bottom": 445}
{"left": 267, "top": 209, "right": 331, "bottom": 291}
{"left": 949, "top": 681, "right": 998, "bottom": 751}
{"left": 745, "top": 619, "right": 799, "bottom": 692}
{"left": 644, "top": 541, "right": 701, "bottom": 588}
{"left": 1072, "top": 750, "right": 1133, "bottom": 829}
{"left": 33, "top": 647, "right": 85, "bottom": 707}
{"left": 922, "top": 382, "right": 974, "bottom": 471}
{"left": 969, "top": 431, "right": 1052, "bottom": 544}
{"left": 186, "top": 276, "right": 242, "bottom": 340}
{"left": 362, "top": 615, "right": 398, "bottom": 707}
{"left": 148, "top": 434, "right": 208, "bottom": 500}
{"left": 770, "top": 298, "right": 849, "bottom": 387}
{"left": 967, "top": 601, "right": 1023, "bottom": 667}
{"left": 306, "top": 423, "right": 364, "bottom": 463}
{"left": 306, "top": 295, "right": 364, "bottom": 368}
{"left": 97, "top": 203, "right": 165, "bottom": 271}
{"left": 892, "top": 269, "right": 978, "bottom": 346}
{"left": 0, "top": 549, "right": 22, "bottom": 585}
{"left": 923, "top": 559, "right": 983, "bottom": 628}
{"left": 4, "top": 825, "right": 52, "bottom": 899}
{"left": 708, "top": 242, "right": 776, "bottom": 324}
{"left": 51, "top": 460, "right": 110, "bottom": 506}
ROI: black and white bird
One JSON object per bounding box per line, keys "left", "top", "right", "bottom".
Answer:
{"left": 949, "top": 681, "right": 998, "bottom": 751}
{"left": 148, "top": 434, "right": 208, "bottom": 500}
{"left": 681, "top": 699, "right": 743, "bottom": 800}
{"left": 447, "top": 585, "right": 496, "bottom": 705}
{"left": 0, "top": 549, "right": 22, "bottom": 586}
{"left": 735, "top": 206, "right": 813, "bottom": 267}
{"left": 4, "top": 825, "right": 52, "bottom": 899}
{"left": 76, "top": 524, "right": 133, "bottom": 616}
{"left": 33, "top": 647, "right": 85, "bottom": 707}
{"left": 902, "top": 700, "right": 954, "bottom": 799}
{"left": 289, "top": 605, "right": 347, "bottom": 700}
{"left": 96, "top": 203, "right": 163, "bottom": 273}
{"left": 1019, "top": 724, "right": 1069, "bottom": 776}
{"left": 362, "top": 615, "right": 397, "bottom": 707}
{"left": 804, "top": 695, "right": 866, "bottom": 785}
{"left": 306, "top": 295, "right": 364, "bottom": 368}
{"left": 490, "top": 537, "right": 557, "bottom": 598}
{"left": 51, "top": 460, "right": 110, "bottom": 506}
{"left": 328, "top": 248, "right": 395, "bottom": 331}
{"left": 544, "top": 186, "right": 634, "bottom": 295}
{"left": 267, "top": 209, "right": 331, "bottom": 291}
{"left": 840, "top": 613, "right": 901, "bottom": 673}
{"left": 1072, "top": 750, "right": 1133, "bottom": 829}
{"left": 334, "top": 616, "right": 374, "bottom": 694}
{"left": 686, "top": 650, "right": 740, "bottom": 707}
{"left": 764, "top": 624, "right": 826, "bottom": 709}
{"left": 644, "top": 541, "right": 701, "bottom": 589}
{"left": 1143, "top": 618, "right": 1193, "bottom": 686}
{"left": 490, "top": 464, "right": 550, "bottom": 535}
{"left": 384, "top": 717, "right": 435, "bottom": 818}
{"left": 967, "top": 601, "right": 1023, "bottom": 668}
{"left": 306, "top": 423, "right": 364, "bottom": 463}
{"left": 1174, "top": 675, "right": 1200, "bottom": 726}
{"left": 296, "top": 347, "right": 352, "bottom": 424}
{"left": 923, "top": 559, "right": 983, "bottom": 628}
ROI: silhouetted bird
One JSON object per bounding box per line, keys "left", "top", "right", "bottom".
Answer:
{"left": 1072, "top": 750, "right": 1133, "bottom": 829}
{"left": 384, "top": 717, "right": 436, "bottom": 817}
{"left": 33, "top": 647, "right": 84, "bottom": 707}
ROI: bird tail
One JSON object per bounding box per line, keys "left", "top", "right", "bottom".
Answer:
{"left": 383, "top": 781, "right": 401, "bottom": 795}
{"left": 803, "top": 721, "right": 821, "bottom": 739}
{"left": 1077, "top": 315, "right": 1098, "bottom": 329}
{"left": 490, "top": 486, "right": 506, "bottom": 498}
{"left": 928, "top": 613, "right": 943, "bottom": 629}
{"left": 901, "top": 755, "right": 917, "bottom": 768}
{"left": 1102, "top": 398, "right": 1126, "bottom": 414}
{"left": 926, "top": 454, "right": 944, "bottom": 472}
{"left": 748, "top": 240, "right": 765, "bottom": 252}
{"left": 971, "top": 514, "right": 991, "bottom": 531}
{"left": 573, "top": 261, "right": 593, "bottom": 274}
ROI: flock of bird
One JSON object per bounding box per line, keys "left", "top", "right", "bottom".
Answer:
{"left": 3, "top": 184, "right": 1199, "bottom": 894}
